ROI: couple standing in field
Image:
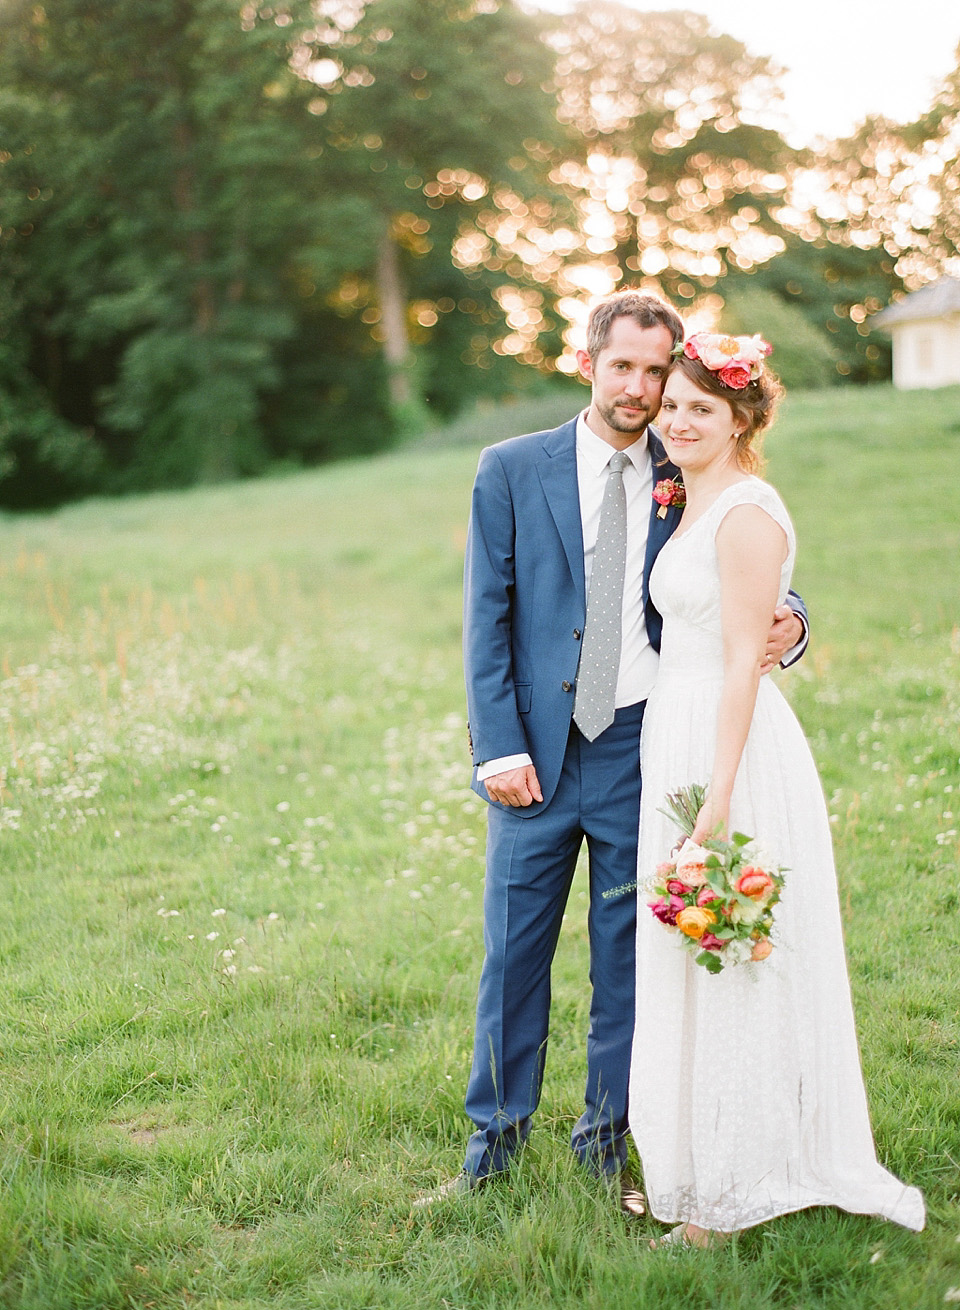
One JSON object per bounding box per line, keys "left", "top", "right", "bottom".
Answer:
{"left": 417, "top": 289, "right": 925, "bottom": 1245}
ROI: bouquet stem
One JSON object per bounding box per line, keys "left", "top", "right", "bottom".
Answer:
{"left": 657, "top": 782, "right": 708, "bottom": 838}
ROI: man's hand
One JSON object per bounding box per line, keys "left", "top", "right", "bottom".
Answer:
{"left": 484, "top": 764, "right": 544, "bottom": 808}
{"left": 761, "top": 604, "right": 803, "bottom": 674}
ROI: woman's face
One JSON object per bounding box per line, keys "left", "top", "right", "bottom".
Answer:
{"left": 658, "top": 370, "right": 744, "bottom": 474}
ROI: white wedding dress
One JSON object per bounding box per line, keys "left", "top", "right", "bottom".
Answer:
{"left": 630, "top": 477, "right": 924, "bottom": 1233}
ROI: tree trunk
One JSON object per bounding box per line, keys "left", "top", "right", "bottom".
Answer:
{"left": 376, "top": 223, "right": 429, "bottom": 435}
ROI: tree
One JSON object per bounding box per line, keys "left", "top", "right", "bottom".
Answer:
{"left": 718, "top": 283, "right": 838, "bottom": 391}
{"left": 754, "top": 45, "right": 960, "bottom": 380}
{"left": 0, "top": 83, "right": 107, "bottom": 504}
{"left": 912, "top": 45, "right": 960, "bottom": 270}
{"left": 312, "top": 0, "right": 569, "bottom": 431}
{"left": 792, "top": 114, "right": 936, "bottom": 287}
{"left": 0, "top": 0, "right": 331, "bottom": 494}
{"left": 544, "top": 2, "right": 799, "bottom": 308}
{"left": 720, "top": 234, "right": 902, "bottom": 384}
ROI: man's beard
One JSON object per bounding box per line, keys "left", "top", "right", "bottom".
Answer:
{"left": 596, "top": 397, "right": 651, "bottom": 434}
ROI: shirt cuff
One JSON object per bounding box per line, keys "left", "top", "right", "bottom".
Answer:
{"left": 780, "top": 610, "right": 809, "bottom": 669}
{"left": 477, "top": 753, "right": 533, "bottom": 781}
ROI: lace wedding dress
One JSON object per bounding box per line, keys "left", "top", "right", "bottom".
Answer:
{"left": 629, "top": 477, "right": 924, "bottom": 1233}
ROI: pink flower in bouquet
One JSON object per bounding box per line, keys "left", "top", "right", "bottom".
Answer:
{"left": 649, "top": 894, "right": 685, "bottom": 926}
{"left": 699, "top": 932, "right": 724, "bottom": 951}
{"left": 674, "top": 839, "right": 712, "bottom": 887}
{"left": 666, "top": 878, "right": 692, "bottom": 896}
{"left": 656, "top": 861, "right": 677, "bottom": 879}
{"left": 696, "top": 886, "right": 721, "bottom": 908}
{"left": 676, "top": 905, "right": 716, "bottom": 940}
{"left": 735, "top": 867, "right": 775, "bottom": 900}
{"left": 751, "top": 937, "right": 774, "bottom": 961}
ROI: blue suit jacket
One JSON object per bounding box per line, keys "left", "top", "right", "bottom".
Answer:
{"left": 462, "top": 416, "right": 808, "bottom": 818}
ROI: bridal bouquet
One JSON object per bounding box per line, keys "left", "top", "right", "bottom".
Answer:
{"left": 646, "top": 784, "right": 787, "bottom": 974}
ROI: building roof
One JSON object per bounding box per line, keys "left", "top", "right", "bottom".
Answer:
{"left": 872, "top": 275, "right": 960, "bottom": 328}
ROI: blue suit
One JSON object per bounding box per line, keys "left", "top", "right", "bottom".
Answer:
{"left": 461, "top": 416, "right": 806, "bottom": 1177}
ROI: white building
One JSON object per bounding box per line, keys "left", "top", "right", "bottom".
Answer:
{"left": 872, "top": 276, "right": 960, "bottom": 390}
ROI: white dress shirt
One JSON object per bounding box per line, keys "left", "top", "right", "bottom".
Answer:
{"left": 477, "top": 411, "right": 658, "bottom": 780}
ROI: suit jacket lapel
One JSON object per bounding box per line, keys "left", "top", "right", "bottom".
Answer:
{"left": 536, "top": 419, "right": 586, "bottom": 609}
{"left": 534, "top": 419, "right": 682, "bottom": 613}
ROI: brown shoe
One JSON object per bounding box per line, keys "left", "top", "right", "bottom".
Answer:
{"left": 616, "top": 1173, "right": 646, "bottom": 1218}
{"left": 413, "top": 1172, "right": 486, "bottom": 1208}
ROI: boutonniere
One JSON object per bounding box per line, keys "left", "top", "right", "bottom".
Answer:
{"left": 653, "top": 477, "right": 686, "bottom": 519}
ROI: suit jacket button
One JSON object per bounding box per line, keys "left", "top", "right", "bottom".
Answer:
{"left": 573, "top": 629, "right": 581, "bottom": 640}
{"left": 562, "top": 680, "right": 572, "bottom": 692}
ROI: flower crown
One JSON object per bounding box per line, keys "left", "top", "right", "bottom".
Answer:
{"left": 671, "top": 332, "right": 772, "bottom": 390}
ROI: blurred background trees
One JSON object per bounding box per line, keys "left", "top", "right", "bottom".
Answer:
{"left": 0, "top": 0, "right": 956, "bottom": 507}
{"left": 547, "top": 4, "right": 794, "bottom": 294}
{"left": 0, "top": 0, "right": 328, "bottom": 500}
{"left": 313, "top": 0, "right": 569, "bottom": 434}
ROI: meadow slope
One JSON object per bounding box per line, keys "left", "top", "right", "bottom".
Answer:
{"left": 0, "top": 382, "right": 957, "bottom": 1308}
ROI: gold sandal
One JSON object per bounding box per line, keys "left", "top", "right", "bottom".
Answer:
{"left": 650, "top": 1223, "right": 728, "bottom": 1251}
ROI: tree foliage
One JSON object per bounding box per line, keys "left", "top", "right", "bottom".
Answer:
{"left": 313, "top": 0, "right": 570, "bottom": 430}
{"left": 0, "top": 1, "right": 954, "bottom": 507}
{"left": 721, "top": 235, "right": 901, "bottom": 384}
{"left": 912, "top": 48, "right": 960, "bottom": 270}
{"left": 718, "top": 283, "right": 838, "bottom": 391}
{"left": 0, "top": 0, "right": 336, "bottom": 498}
{"left": 545, "top": 3, "right": 797, "bottom": 303}
{"left": 784, "top": 46, "right": 960, "bottom": 336}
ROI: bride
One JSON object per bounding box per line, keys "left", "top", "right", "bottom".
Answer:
{"left": 629, "top": 332, "right": 925, "bottom": 1246}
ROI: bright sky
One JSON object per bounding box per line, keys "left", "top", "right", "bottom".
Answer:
{"left": 530, "top": 0, "right": 960, "bottom": 145}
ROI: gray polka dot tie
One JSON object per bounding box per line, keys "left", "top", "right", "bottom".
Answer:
{"left": 574, "top": 450, "right": 629, "bottom": 742}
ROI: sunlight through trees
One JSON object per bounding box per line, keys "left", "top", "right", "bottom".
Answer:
{"left": 0, "top": 1, "right": 956, "bottom": 504}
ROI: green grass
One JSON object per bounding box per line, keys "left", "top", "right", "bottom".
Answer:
{"left": 0, "top": 381, "right": 956, "bottom": 1308}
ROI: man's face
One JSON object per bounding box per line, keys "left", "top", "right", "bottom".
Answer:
{"left": 578, "top": 318, "right": 675, "bottom": 448}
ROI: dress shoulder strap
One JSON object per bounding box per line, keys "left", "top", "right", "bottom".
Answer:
{"left": 708, "top": 478, "right": 796, "bottom": 554}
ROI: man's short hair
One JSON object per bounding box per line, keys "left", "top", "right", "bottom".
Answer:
{"left": 586, "top": 290, "right": 684, "bottom": 361}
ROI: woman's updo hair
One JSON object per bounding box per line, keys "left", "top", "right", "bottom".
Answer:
{"left": 669, "top": 342, "right": 784, "bottom": 474}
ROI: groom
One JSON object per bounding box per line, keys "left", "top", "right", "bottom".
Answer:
{"left": 422, "top": 290, "right": 808, "bottom": 1206}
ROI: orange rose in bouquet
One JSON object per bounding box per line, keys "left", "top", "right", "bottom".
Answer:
{"left": 735, "top": 868, "right": 776, "bottom": 900}
{"left": 675, "top": 905, "right": 716, "bottom": 941}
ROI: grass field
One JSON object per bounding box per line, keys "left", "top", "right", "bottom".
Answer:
{"left": 0, "top": 381, "right": 957, "bottom": 1308}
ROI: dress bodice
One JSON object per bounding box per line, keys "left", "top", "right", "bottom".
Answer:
{"left": 650, "top": 477, "right": 796, "bottom": 681}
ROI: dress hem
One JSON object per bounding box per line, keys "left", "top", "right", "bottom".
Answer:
{"left": 645, "top": 1191, "right": 926, "bottom": 1235}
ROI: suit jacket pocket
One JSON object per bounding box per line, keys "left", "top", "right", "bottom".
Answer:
{"left": 514, "top": 682, "right": 532, "bottom": 714}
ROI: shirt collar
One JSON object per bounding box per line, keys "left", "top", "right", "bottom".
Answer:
{"left": 576, "top": 411, "right": 649, "bottom": 478}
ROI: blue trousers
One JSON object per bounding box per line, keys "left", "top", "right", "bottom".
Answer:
{"left": 463, "top": 701, "right": 644, "bottom": 1178}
